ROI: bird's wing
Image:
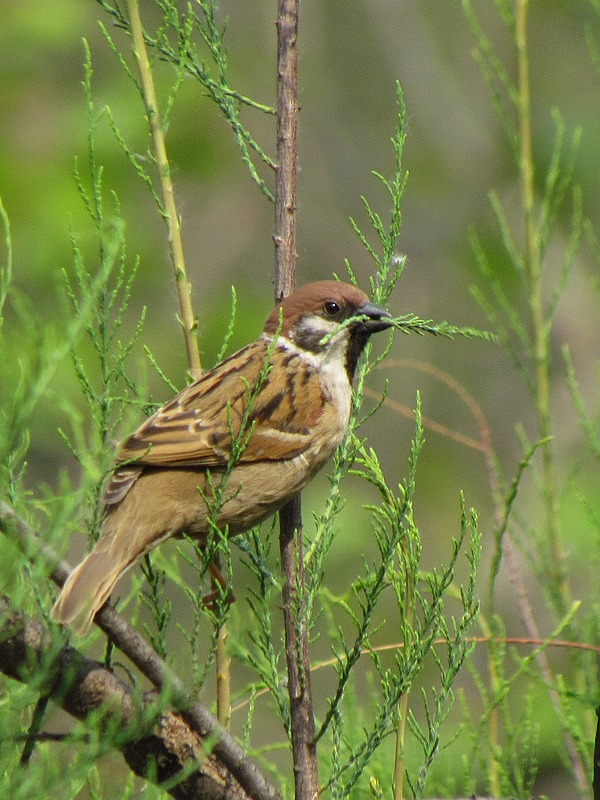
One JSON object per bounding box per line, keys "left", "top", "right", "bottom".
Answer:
{"left": 112, "top": 340, "right": 328, "bottom": 472}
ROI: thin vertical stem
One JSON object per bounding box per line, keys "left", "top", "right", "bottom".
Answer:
{"left": 216, "top": 613, "right": 232, "bottom": 729}
{"left": 593, "top": 708, "right": 600, "bottom": 800}
{"left": 274, "top": 1, "right": 319, "bottom": 798}
{"left": 514, "top": 2, "right": 586, "bottom": 791}
{"left": 126, "top": 0, "right": 202, "bottom": 380}
{"left": 279, "top": 497, "right": 319, "bottom": 800}
{"left": 515, "top": 0, "right": 567, "bottom": 608}
{"left": 127, "top": 0, "right": 236, "bottom": 731}
{"left": 210, "top": 554, "right": 232, "bottom": 728}
{"left": 393, "top": 576, "right": 414, "bottom": 800}
{"left": 274, "top": 0, "right": 299, "bottom": 301}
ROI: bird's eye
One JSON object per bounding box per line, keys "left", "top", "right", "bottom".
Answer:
{"left": 324, "top": 300, "right": 341, "bottom": 316}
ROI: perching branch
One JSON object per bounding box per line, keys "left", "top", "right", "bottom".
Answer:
{"left": 273, "top": 2, "right": 320, "bottom": 799}
{"left": 0, "top": 503, "right": 281, "bottom": 800}
{"left": 273, "top": 0, "right": 299, "bottom": 301}
{"left": 0, "top": 597, "right": 242, "bottom": 800}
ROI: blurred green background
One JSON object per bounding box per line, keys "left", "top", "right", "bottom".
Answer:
{"left": 2, "top": 1, "right": 600, "bottom": 796}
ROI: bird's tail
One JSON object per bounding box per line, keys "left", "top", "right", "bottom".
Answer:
{"left": 51, "top": 542, "right": 132, "bottom": 636}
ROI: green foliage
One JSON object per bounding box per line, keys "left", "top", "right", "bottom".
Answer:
{"left": 97, "top": 0, "right": 276, "bottom": 201}
{"left": 457, "top": 1, "right": 600, "bottom": 797}
{"left": 2, "top": 1, "right": 600, "bottom": 799}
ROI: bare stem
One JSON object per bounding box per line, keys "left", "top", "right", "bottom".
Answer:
{"left": 126, "top": 0, "right": 202, "bottom": 379}
{"left": 274, "top": 0, "right": 299, "bottom": 301}
{"left": 279, "top": 496, "right": 319, "bottom": 800}
{"left": 214, "top": 562, "right": 232, "bottom": 729}
{"left": 515, "top": 0, "right": 566, "bottom": 608}
{"left": 393, "top": 615, "right": 412, "bottom": 800}
{"left": 216, "top": 624, "right": 232, "bottom": 728}
{"left": 125, "top": 0, "right": 237, "bottom": 729}
{"left": 512, "top": 6, "right": 583, "bottom": 787}
{"left": 273, "top": 1, "right": 319, "bottom": 798}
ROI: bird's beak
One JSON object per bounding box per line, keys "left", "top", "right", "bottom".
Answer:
{"left": 356, "top": 301, "right": 393, "bottom": 333}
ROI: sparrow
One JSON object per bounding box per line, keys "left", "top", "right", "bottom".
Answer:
{"left": 51, "top": 280, "right": 393, "bottom": 634}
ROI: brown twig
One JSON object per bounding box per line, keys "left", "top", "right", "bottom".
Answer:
{"left": 231, "top": 634, "right": 600, "bottom": 718}
{"left": 273, "top": 0, "right": 299, "bottom": 301}
{"left": 0, "top": 503, "right": 280, "bottom": 800}
{"left": 273, "top": 1, "right": 319, "bottom": 799}
{"left": 214, "top": 561, "right": 232, "bottom": 730}
{"left": 278, "top": 497, "right": 319, "bottom": 800}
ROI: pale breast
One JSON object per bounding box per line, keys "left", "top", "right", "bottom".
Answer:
{"left": 275, "top": 333, "right": 352, "bottom": 451}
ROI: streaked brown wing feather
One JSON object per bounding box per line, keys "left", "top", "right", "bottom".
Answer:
{"left": 111, "top": 339, "right": 327, "bottom": 471}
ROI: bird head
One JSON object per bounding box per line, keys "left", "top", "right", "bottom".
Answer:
{"left": 263, "top": 280, "right": 393, "bottom": 378}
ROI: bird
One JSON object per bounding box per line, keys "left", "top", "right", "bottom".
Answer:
{"left": 51, "top": 280, "right": 393, "bottom": 634}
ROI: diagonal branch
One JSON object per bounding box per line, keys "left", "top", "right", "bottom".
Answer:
{"left": 0, "top": 596, "right": 242, "bottom": 800}
{"left": 0, "top": 502, "right": 281, "bottom": 800}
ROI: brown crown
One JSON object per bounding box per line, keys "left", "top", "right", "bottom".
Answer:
{"left": 263, "top": 281, "right": 371, "bottom": 336}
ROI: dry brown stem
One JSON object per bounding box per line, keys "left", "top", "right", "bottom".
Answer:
{"left": 273, "top": 0, "right": 320, "bottom": 798}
